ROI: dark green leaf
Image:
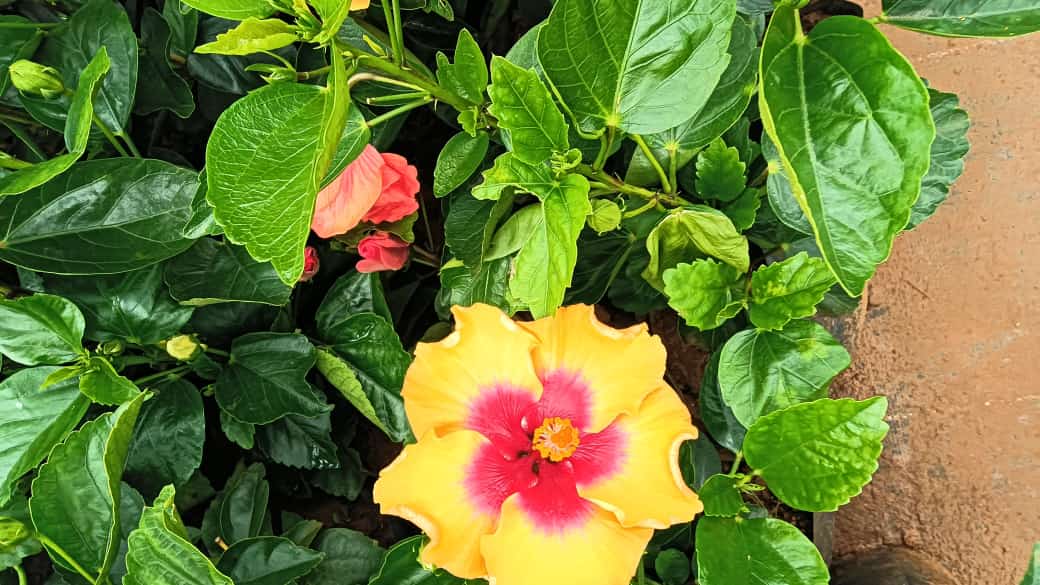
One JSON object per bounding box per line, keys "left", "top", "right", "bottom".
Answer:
{"left": 759, "top": 8, "right": 934, "bottom": 295}
{"left": 0, "top": 159, "right": 199, "bottom": 275}
{"left": 721, "top": 188, "right": 761, "bottom": 232}
{"left": 762, "top": 135, "right": 812, "bottom": 236}
{"left": 310, "top": 445, "right": 364, "bottom": 500}
{"left": 607, "top": 246, "right": 668, "bottom": 315}
{"left": 698, "top": 474, "right": 745, "bottom": 517}
{"left": 907, "top": 88, "right": 970, "bottom": 228}
{"left": 301, "top": 529, "right": 384, "bottom": 585}
{"left": 216, "top": 463, "right": 270, "bottom": 547}
{"left": 108, "top": 482, "right": 145, "bottom": 585}
{"left": 221, "top": 410, "right": 255, "bottom": 449}
{"left": 79, "top": 356, "right": 142, "bottom": 405}
{"left": 696, "top": 139, "right": 747, "bottom": 202}
{"left": 435, "top": 258, "right": 513, "bottom": 318}
{"left": 696, "top": 517, "right": 829, "bottom": 585}
{"left": 699, "top": 352, "right": 746, "bottom": 454}
{"left": 368, "top": 536, "right": 474, "bottom": 585}
{"left": 136, "top": 8, "right": 195, "bottom": 118}
{"left": 125, "top": 379, "right": 205, "bottom": 498}
{"left": 680, "top": 438, "right": 721, "bottom": 491}
{"left": 0, "top": 368, "right": 88, "bottom": 506}
{"left": 643, "top": 206, "right": 749, "bottom": 291}
{"left": 435, "top": 29, "right": 486, "bottom": 105}
{"left": 166, "top": 239, "right": 292, "bottom": 306}
{"left": 881, "top": 0, "right": 1040, "bottom": 37}
{"left": 537, "top": 0, "right": 736, "bottom": 134}
{"left": 565, "top": 229, "right": 636, "bottom": 305}
{"left": 256, "top": 412, "right": 338, "bottom": 470}
{"left": 30, "top": 393, "right": 146, "bottom": 581}
{"left": 748, "top": 252, "right": 837, "bottom": 330}
{"left": 719, "top": 320, "right": 850, "bottom": 427}
{"left": 0, "top": 16, "right": 42, "bottom": 95}
{"left": 744, "top": 397, "right": 889, "bottom": 511}
{"left": 215, "top": 333, "right": 329, "bottom": 424}
{"left": 444, "top": 191, "right": 514, "bottom": 267}
{"left": 654, "top": 549, "right": 690, "bottom": 585}
{"left": 163, "top": 0, "right": 199, "bottom": 58}
{"left": 0, "top": 294, "right": 85, "bottom": 365}
{"left": 281, "top": 519, "right": 322, "bottom": 548}
{"left": 216, "top": 536, "right": 324, "bottom": 585}
{"left": 45, "top": 264, "right": 194, "bottom": 345}
{"left": 488, "top": 56, "right": 568, "bottom": 164}
{"left": 181, "top": 0, "right": 275, "bottom": 20}
{"left": 434, "top": 132, "right": 490, "bottom": 197}
{"left": 664, "top": 259, "right": 746, "bottom": 331}
{"left": 316, "top": 271, "right": 393, "bottom": 324}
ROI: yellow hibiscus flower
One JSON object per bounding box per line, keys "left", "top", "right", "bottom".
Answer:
{"left": 374, "top": 304, "right": 703, "bottom": 585}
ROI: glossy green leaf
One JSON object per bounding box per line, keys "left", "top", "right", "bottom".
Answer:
{"left": 368, "top": 536, "right": 475, "bottom": 585}
{"left": 162, "top": 0, "right": 198, "bottom": 58}
{"left": 697, "top": 139, "right": 747, "bottom": 202}
{"left": 216, "top": 536, "right": 324, "bottom": 585}
{"left": 79, "top": 356, "right": 142, "bottom": 405}
{"left": 444, "top": 191, "right": 514, "bottom": 267}
{"left": 722, "top": 188, "right": 761, "bottom": 232}
{"left": 196, "top": 18, "right": 299, "bottom": 55}
{"left": 315, "top": 349, "right": 391, "bottom": 438}
{"left": 108, "top": 482, "right": 146, "bottom": 584}
{"left": 472, "top": 153, "right": 556, "bottom": 201}
{"left": 719, "top": 320, "right": 850, "bottom": 427}
{"left": 908, "top": 88, "right": 970, "bottom": 228}
{"left": 537, "top": 0, "right": 736, "bottom": 134}
{"left": 435, "top": 29, "right": 486, "bottom": 105}
{"left": 643, "top": 206, "right": 750, "bottom": 291}
{"left": 566, "top": 230, "right": 637, "bottom": 305}
{"left": 136, "top": 8, "right": 195, "bottom": 118}
{"left": 0, "top": 492, "right": 42, "bottom": 570}
{"left": 759, "top": 8, "right": 934, "bottom": 295}
{"left": 315, "top": 271, "right": 393, "bottom": 324}
{"left": 181, "top": 0, "right": 275, "bottom": 20}
{"left": 216, "top": 333, "right": 329, "bottom": 424}
{"left": 125, "top": 379, "right": 205, "bottom": 497}
{"left": 762, "top": 136, "right": 812, "bottom": 236}
{"left": 124, "top": 485, "right": 234, "bottom": 585}
{"left": 44, "top": 264, "right": 193, "bottom": 345}
{"left": 744, "top": 397, "right": 889, "bottom": 511}
{"left": 881, "top": 0, "right": 1040, "bottom": 37}
{"left": 748, "top": 252, "right": 837, "bottom": 330}
{"left": 26, "top": 0, "right": 137, "bottom": 134}
{"left": 655, "top": 549, "right": 691, "bottom": 585}
{"left": 0, "top": 49, "right": 109, "bottom": 197}
{"left": 698, "top": 474, "right": 746, "bottom": 517}
{"left": 435, "top": 258, "right": 514, "bottom": 318}
{"left": 0, "top": 368, "right": 88, "bottom": 506}
{"left": 434, "top": 132, "right": 490, "bottom": 197}
{"left": 215, "top": 463, "right": 270, "bottom": 547}
{"left": 207, "top": 62, "right": 348, "bottom": 284}
{"left": 679, "top": 437, "right": 721, "bottom": 490}
{"left": 509, "top": 174, "right": 592, "bottom": 318}
{"left": 30, "top": 393, "right": 146, "bottom": 582}
{"left": 256, "top": 412, "right": 338, "bottom": 470}
{"left": 0, "top": 159, "right": 199, "bottom": 275}
{"left": 486, "top": 204, "right": 542, "bottom": 261}
{"left": 300, "top": 528, "right": 384, "bottom": 585}
{"left": 663, "top": 259, "right": 746, "bottom": 330}
{"left": 221, "top": 410, "right": 255, "bottom": 449}
{"left": 0, "top": 16, "right": 42, "bottom": 94}
{"left": 699, "top": 353, "right": 746, "bottom": 454}
{"left": 166, "top": 239, "right": 292, "bottom": 306}
{"left": 0, "top": 294, "right": 85, "bottom": 366}
{"left": 696, "top": 517, "right": 829, "bottom": 585}
{"left": 488, "top": 56, "right": 568, "bottom": 164}
{"left": 321, "top": 104, "right": 372, "bottom": 187}
{"left": 310, "top": 444, "right": 364, "bottom": 500}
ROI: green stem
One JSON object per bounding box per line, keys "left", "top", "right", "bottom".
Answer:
{"left": 133, "top": 365, "right": 190, "bottom": 386}
{"left": 636, "top": 557, "right": 646, "bottom": 585}
{"left": 205, "top": 347, "right": 230, "bottom": 358}
{"left": 417, "top": 190, "right": 436, "bottom": 249}
{"left": 38, "top": 535, "right": 97, "bottom": 585}
{"left": 668, "top": 148, "right": 678, "bottom": 194}
{"left": 92, "top": 114, "right": 130, "bottom": 157}
{"left": 13, "top": 565, "right": 27, "bottom": 585}
{"left": 577, "top": 164, "right": 680, "bottom": 206}
{"left": 593, "top": 126, "right": 616, "bottom": 170}
{"left": 119, "top": 133, "right": 142, "bottom": 158}
{"left": 353, "top": 53, "right": 475, "bottom": 112}
{"left": 631, "top": 133, "right": 672, "bottom": 193}
{"left": 391, "top": 0, "right": 406, "bottom": 66}
{"left": 364, "top": 90, "right": 429, "bottom": 105}
{"left": 729, "top": 451, "right": 744, "bottom": 476}
{"left": 623, "top": 198, "right": 657, "bottom": 219}
{"left": 297, "top": 65, "right": 331, "bottom": 80}
{"left": 0, "top": 119, "right": 46, "bottom": 161}
{"left": 365, "top": 97, "right": 432, "bottom": 128}
{"left": 0, "top": 111, "right": 38, "bottom": 126}
{"left": 381, "top": 0, "right": 403, "bottom": 65}
{"left": 0, "top": 21, "right": 60, "bottom": 29}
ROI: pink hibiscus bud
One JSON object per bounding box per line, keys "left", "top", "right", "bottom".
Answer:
{"left": 311, "top": 145, "right": 420, "bottom": 238}
{"left": 299, "top": 246, "right": 320, "bottom": 282}
{"left": 356, "top": 232, "right": 409, "bottom": 273}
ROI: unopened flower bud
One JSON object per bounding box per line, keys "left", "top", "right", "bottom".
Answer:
{"left": 9, "top": 60, "right": 65, "bottom": 99}
{"left": 299, "top": 246, "right": 320, "bottom": 282}
{"left": 165, "top": 335, "right": 200, "bottom": 361}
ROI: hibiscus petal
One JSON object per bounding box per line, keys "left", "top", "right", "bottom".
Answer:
{"left": 403, "top": 304, "right": 542, "bottom": 445}
{"left": 574, "top": 387, "right": 702, "bottom": 529}
{"left": 520, "top": 304, "right": 666, "bottom": 433}
{"left": 481, "top": 463, "right": 652, "bottom": 585}
{"left": 312, "top": 145, "right": 383, "bottom": 238}
{"left": 373, "top": 430, "right": 501, "bottom": 579}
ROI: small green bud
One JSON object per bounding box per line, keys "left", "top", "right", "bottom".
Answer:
{"left": 587, "top": 199, "right": 622, "bottom": 234}
{"left": 165, "top": 334, "right": 201, "bottom": 361}
{"left": 8, "top": 60, "right": 65, "bottom": 99}
{"left": 98, "top": 339, "right": 125, "bottom": 356}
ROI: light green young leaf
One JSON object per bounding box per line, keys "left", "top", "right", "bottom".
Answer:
{"left": 698, "top": 474, "right": 746, "bottom": 517}
{"left": 744, "top": 397, "right": 889, "bottom": 511}
{"left": 663, "top": 259, "right": 746, "bottom": 331}
{"left": 314, "top": 349, "right": 394, "bottom": 438}
{"left": 881, "top": 0, "right": 1040, "bottom": 37}
{"left": 487, "top": 56, "right": 568, "bottom": 164}
{"left": 509, "top": 175, "right": 592, "bottom": 318}
{"left": 759, "top": 8, "right": 934, "bottom": 295}
{"left": 748, "top": 252, "right": 837, "bottom": 330}
{"left": 0, "top": 294, "right": 85, "bottom": 366}
{"left": 696, "top": 138, "right": 747, "bottom": 202}
{"left": 587, "top": 199, "right": 622, "bottom": 234}
{"left": 165, "top": 239, "right": 292, "bottom": 306}
{"left": 434, "top": 131, "right": 490, "bottom": 197}
{"left": 907, "top": 88, "right": 970, "bottom": 229}
{"left": 472, "top": 153, "right": 555, "bottom": 200}
{"left": 0, "top": 159, "right": 199, "bottom": 275}
{"left": 486, "top": 204, "right": 542, "bottom": 261}
{"left": 1022, "top": 543, "right": 1039, "bottom": 585}
{"left": 216, "top": 536, "right": 324, "bottom": 585}
{"left": 195, "top": 18, "right": 299, "bottom": 55}
{"left": 79, "top": 356, "right": 142, "bottom": 405}
{"left": 125, "top": 485, "right": 234, "bottom": 585}
{"left": 537, "top": 0, "right": 735, "bottom": 134}
{"left": 0, "top": 48, "right": 109, "bottom": 196}
{"left": 643, "top": 206, "right": 750, "bottom": 291}
{"left": 435, "top": 29, "right": 486, "bottom": 105}
{"left": 696, "top": 517, "right": 829, "bottom": 585}
{"left": 30, "top": 393, "right": 147, "bottom": 582}
{"left": 719, "top": 320, "right": 850, "bottom": 427}
{"left": 180, "top": 0, "right": 274, "bottom": 20}
{"left": 0, "top": 368, "right": 88, "bottom": 506}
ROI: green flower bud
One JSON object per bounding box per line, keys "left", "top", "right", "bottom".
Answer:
{"left": 8, "top": 60, "right": 65, "bottom": 99}
{"left": 165, "top": 334, "right": 201, "bottom": 361}
{"left": 588, "top": 199, "right": 622, "bottom": 234}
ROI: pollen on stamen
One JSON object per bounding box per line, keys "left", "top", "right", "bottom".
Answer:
{"left": 531, "top": 417, "right": 581, "bottom": 462}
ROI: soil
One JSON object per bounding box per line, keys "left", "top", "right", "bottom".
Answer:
{"left": 830, "top": 4, "right": 1040, "bottom": 583}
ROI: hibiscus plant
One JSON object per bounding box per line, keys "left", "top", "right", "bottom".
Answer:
{"left": 0, "top": 0, "right": 1037, "bottom": 584}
